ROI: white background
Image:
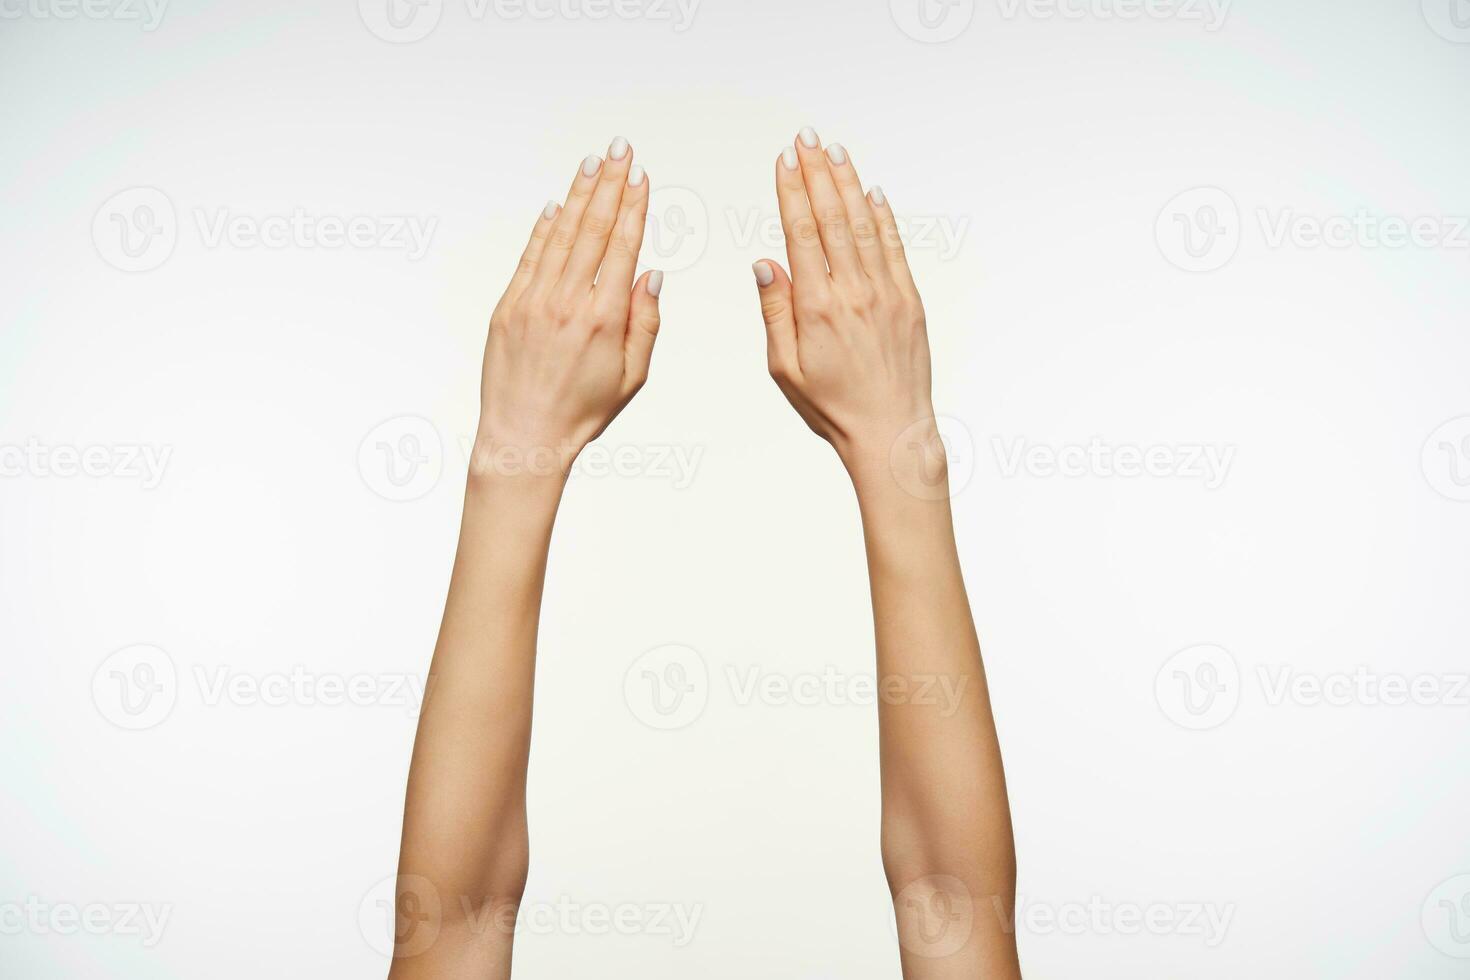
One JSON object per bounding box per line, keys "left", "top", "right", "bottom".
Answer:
{"left": 3, "top": 0, "right": 1469, "bottom": 976}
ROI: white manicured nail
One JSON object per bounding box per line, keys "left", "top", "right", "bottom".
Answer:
{"left": 781, "top": 146, "right": 798, "bottom": 170}
{"left": 868, "top": 185, "right": 886, "bottom": 207}
{"left": 826, "top": 143, "right": 847, "bottom": 165}
{"left": 628, "top": 164, "right": 646, "bottom": 186}
{"left": 752, "top": 261, "right": 775, "bottom": 286}
{"left": 609, "top": 136, "right": 630, "bottom": 160}
{"left": 647, "top": 270, "right": 664, "bottom": 297}
{"left": 542, "top": 200, "right": 560, "bottom": 220}
{"left": 798, "top": 126, "right": 819, "bottom": 148}
{"left": 581, "top": 154, "right": 602, "bottom": 177}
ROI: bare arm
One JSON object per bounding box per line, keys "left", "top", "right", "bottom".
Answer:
{"left": 753, "top": 128, "right": 1020, "bottom": 978}
{"left": 389, "top": 138, "right": 662, "bottom": 979}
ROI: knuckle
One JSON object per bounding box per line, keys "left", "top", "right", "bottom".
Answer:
{"left": 791, "top": 217, "right": 821, "bottom": 245}
{"left": 581, "top": 214, "right": 615, "bottom": 239}
{"left": 549, "top": 226, "right": 578, "bottom": 250}
{"left": 851, "top": 217, "right": 879, "bottom": 246}
{"left": 606, "top": 232, "right": 639, "bottom": 256}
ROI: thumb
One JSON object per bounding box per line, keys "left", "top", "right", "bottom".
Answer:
{"left": 753, "top": 260, "right": 800, "bottom": 382}
{"left": 623, "top": 269, "right": 663, "bottom": 395}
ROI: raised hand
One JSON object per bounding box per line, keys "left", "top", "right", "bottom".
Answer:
{"left": 477, "top": 136, "right": 663, "bottom": 476}
{"left": 752, "top": 126, "right": 938, "bottom": 484}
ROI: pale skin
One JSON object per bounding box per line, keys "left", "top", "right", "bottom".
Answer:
{"left": 388, "top": 129, "right": 1019, "bottom": 979}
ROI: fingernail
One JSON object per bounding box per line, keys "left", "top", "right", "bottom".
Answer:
{"left": 647, "top": 270, "right": 664, "bottom": 297}
{"left": 752, "top": 260, "right": 775, "bottom": 287}
{"left": 628, "top": 164, "right": 646, "bottom": 186}
{"left": 581, "top": 154, "right": 602, "bottom": 177}
{"left": 609, "top": 136, "right": 630, "bottom": 160}
{"left": 542, "top": 200, "right": 560, "bottom": 220}
{"left": 781, "top": 146, "right": 798, "bottom": 171}
{"left": 798, "top": 126, "right": 819, "bottom": 148}
{"left": 826, "top": 143, "right": 847, "bottom": 165}
{"left": 868, "top": 185, "right": 886, "bottom": 207}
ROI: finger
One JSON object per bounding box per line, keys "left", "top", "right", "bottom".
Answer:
{"left": 867, "top": 185, "right": 919, "bottom": 296}
{"left": 565, "top": 136, "right": 636, "bottom": 291}
{"left": 823, "top": 142, "right": 887, "bottom": 281}
{"left": 594, "top": 161, "right": 650, "bottom": 303}
{"left": 532, "top": 152, "right": 603, "bottom": 290}
{"left": 505, "top": 200, "right": 560, "bottom": 300}
{"left": 753, "top": 259, "right": 800, "bottom": 382}
{"left": 776, "top": 144, "right": 827, "bottom": 295}
{"left": 622, "top": 269, "right": 663, "bottom": 396}
{"left": 794, "top": 126, "right": 864, "bottom": 283}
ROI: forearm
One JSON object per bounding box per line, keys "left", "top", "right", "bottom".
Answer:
{"left": 847, "top": 442, "right": 1019, "bottom": 976}
{"left": 390, "top": 467, "right": 566, "bottom": 977}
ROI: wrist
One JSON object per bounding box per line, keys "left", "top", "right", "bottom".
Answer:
{"left": 468, "top": 430, "right": 583, "bottom": 485}
{"left": 838, "top": 412, "right": 950, "bottom": 501}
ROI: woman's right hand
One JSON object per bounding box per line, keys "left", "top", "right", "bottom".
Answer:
{"left": 751, "top": 127, "right": 942, "bottom": 485}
